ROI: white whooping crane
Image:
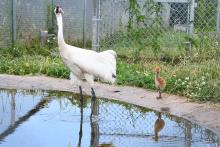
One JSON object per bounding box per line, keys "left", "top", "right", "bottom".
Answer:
{"left": 54, "top": 6, "right": 117, "bottom": 101}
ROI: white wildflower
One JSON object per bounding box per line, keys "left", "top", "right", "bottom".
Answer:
{"left": 202, "top": 81, "right": 206, "bottom": 85}
{"left": 185, "top": 77, "right": 189, "bottom": 80}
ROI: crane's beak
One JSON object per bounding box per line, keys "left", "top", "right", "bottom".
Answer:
{"left": 60, "top": 9, "right": 64, "bottom": 14}
{"left": 55, "top": 6, "right": 64, "bottom": 14}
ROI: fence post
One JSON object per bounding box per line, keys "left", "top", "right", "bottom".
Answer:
{"left": 189, "top": 0, "right": 195, "bottom": 35}
{"left": 97, "top": 0, "right": 100, "bottom": 51}
{"left": 185, "top": 0, "right": 195, "bottom": 57}
{"left": 217, "top": 0, "right": 220, "bottom": 32}
{"left": 12, "top": 0, "right": 17, "bottom": 44}
{"left": 92, "top": 0, "right": 97, "bottom": 51}
{"left": 111, "top": 0, "right": 115, "bottom": 34}
{"left": 92, "top": 0, "right": 100, "bottom": 51}
{"left": 83, "top": 0, "right": 87, "bottom": 48}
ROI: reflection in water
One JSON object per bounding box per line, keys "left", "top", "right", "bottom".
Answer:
{"left": 90, "top": 96, "right": 100, "bottom": 147}
{"left": 10, "top": 91, "right": 16, "bottom": 126}
{"left": 0, "top": 90, "right": 219, "bottom": 147}
{"left": 153, "top": 112, "right": 165, "bottom": 141}
{"left": 78, "top": 93, "right": 102, "bottom": 147}
{"left": 0, "top": 90, "right": 50, "bottom": 142}
{"left": 77, "top": 93, "right": 83, "bottom": 147}
{"left": 184, "top": 120, "right": 192, "bottom": 147}
{"left": 90, "top": 97, "right": 115, "bottom": 147}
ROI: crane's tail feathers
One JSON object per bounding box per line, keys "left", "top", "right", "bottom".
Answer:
{"left": 100, "top": 50, "right": 117, "bottom": 58}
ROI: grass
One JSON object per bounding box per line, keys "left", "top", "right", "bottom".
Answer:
{"left": 117, "top": 59, "right": 220, "bottom": 102}
{"left": 102, "top": 28, "right": 220, "bottom": 102}
{"left": 0, "top": 55, "right": 69, "bottom": 78}
{"left": 0, "top": 31, "right": 220, "bottom": 102}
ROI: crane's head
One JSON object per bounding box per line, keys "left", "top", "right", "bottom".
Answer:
{"left": 54, "top": 6, "right": 64, "bottom": 14}
{"left": 155, "top": 66, "right": 161, "bottom": 73}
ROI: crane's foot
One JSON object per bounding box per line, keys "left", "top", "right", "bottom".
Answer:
{"left": 114, "top": 90, "right": 120, "bottom": 93}
{"left": 156, "top": 96, "right": 162, "bottom": 99}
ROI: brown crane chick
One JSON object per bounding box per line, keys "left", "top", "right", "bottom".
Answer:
{"left": 155, "top": 66, "right": 166, "bottom": 99}
{"left": 153, "top": 113, "right": 165, "bottom": 142}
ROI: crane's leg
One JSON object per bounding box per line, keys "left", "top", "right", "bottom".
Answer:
{"left": 159, "top": 90, "right": 162, "bottom": 99}
{"left": 84, "top": 74, "right": 96, "bottom": 99}
{"left": 79, "top": 86, "right": 83, "bottom": 103}
{"left": 90, "top": 88, "right": 99, "bottom": 118}
{"left": 157, "top": 88, "right": 162, "bottom": 99}
{"left": 91, "top": 87, "right": 96, "bottom": 99}
{"left": 84, "top": 74, "right": 99, "bottom": 117}
{"left": 78, "top": 86, "right": 83, "bottom": 147}
{"left": 90, "top": 87, "right": 96, "bottom": 116}
{"left": 70, "top": 72, "right": 83, "bottom": 100}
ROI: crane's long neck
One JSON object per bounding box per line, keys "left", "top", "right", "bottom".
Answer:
{"left": 56, "top": 14, "right": 66, "bottom": 47}
{"left": 156, "top": 72, "right": 160, "bottom": 79}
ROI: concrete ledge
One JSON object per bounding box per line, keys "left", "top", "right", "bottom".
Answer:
{"left": 0, "top": 74, "right": 220, "bottom": 135}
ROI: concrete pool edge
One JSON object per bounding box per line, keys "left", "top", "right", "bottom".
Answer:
{"left": 0, "top": 74, "right": 220, "bottom": 135}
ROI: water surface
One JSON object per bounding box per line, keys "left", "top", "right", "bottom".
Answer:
{"left": 0, "top": 89, "right": 219, "bottom": 147}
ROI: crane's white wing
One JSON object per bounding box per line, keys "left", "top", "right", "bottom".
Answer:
{"left": 65, "top": 46, "right": 117, "bottom": 83}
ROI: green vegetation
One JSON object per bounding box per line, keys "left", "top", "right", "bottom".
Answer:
{"left": 100, "top": 26, "right": 220, "bottom": 102}
{"left": 0, "top": 34, "right": 219, "bottom": 102}
{"left": 117, "top": 59, "right": 220, "bottom": 102}
{"left": 100, "top": 0, "right": 220, "bottom": 102}
{"left": 195, "top": 0, "right": 217, "bottom": 32}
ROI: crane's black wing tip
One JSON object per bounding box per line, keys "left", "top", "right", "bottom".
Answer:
{"left": 112, "top": 74, "right": 116, "bottom": 78}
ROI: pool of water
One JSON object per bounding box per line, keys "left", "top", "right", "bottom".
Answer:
{"left": 0, "top": 89, "right": 219, "bottom": 147}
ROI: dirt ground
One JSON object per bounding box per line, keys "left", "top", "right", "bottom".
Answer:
{"left": 0, "top": 74, "right": 220, "bottom": 135}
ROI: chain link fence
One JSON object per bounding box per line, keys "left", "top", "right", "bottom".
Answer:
{"left": 99, "top": 0, "right": 220, "bottom": 60}
{"left": 0, "top": 0, "right": 220, "bottom": 58}
{"left": 0, "top": 0, "right": 12, "bottom": 48}
{"left": 0, "top": 0, "right": 94, "bottom": 48}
